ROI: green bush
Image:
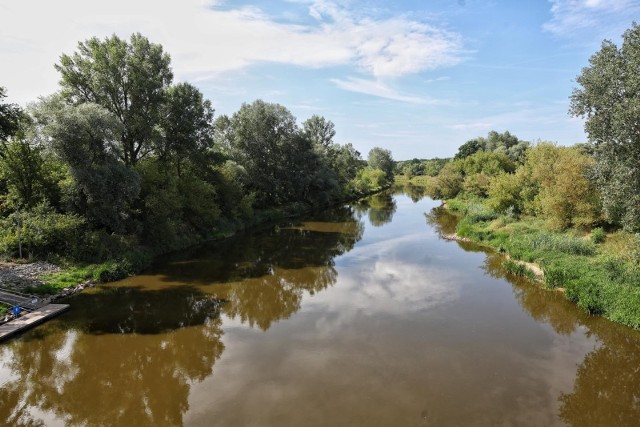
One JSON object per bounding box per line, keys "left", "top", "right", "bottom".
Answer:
{"left": 543, "top": 259, "right": 582, "bottom": 288}
{"left": 0, "top": 204, "right": 86, "bottom": 259}
{"left": 431, "top": 162, "right": 463, "bottom": 199}
{"left": 565, "top": 278, "right": 607, "bottom": 315}
{"left": 352, "top": 168, "right": 387, "bottom": 193}
{"left": 591, "top": 227, "right": 606, "bottom": 244}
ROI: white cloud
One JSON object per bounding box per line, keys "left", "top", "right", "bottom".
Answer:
{"left": 543, "top": 0, "right": 640, "bottom": 37}
{"left": 330, "top": 77, "right": 434, "bottom": 104}
{"left": 0, "top": 0, "right": 463, "bottom": 104}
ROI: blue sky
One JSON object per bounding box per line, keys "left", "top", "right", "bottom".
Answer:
{"left": 1, "top": 0, "right": 639, "bottom": 159}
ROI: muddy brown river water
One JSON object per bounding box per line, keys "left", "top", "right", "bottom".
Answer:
{"left": 1, "top": 185, "right": 639, "bottom": 426}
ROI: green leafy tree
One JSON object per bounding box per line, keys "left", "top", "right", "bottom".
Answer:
{"left": 0, "top": 87, "right": 24, "bottom": 149}
{"left": 212, "top": 114, "right": 233, "bottom": 154}
{"left": 303, "top": 115, "right": 336, "bottom": 150}
{"left": 159, "top": 82, "right": 214, "bottom": 176}
{"left": 227, "top": 100, "right": 333, "bottom": 207}
{"left": 0, "top": 139, "right": 63, "bottom": 209}
{"left": 570, "top": 22, "right": 640, "bottom": 231}
{"left": 330, "top": 143, "right": 362, "bottom": 186}
{"left": 0, "top": 91, "right": 65, "bottom": 209}
{"left": 526, "top": 144, "right": 601, "bottom": 230}
{"left": 422, "top": 158, "right": 450, "bottom": 177}
{"left": 486, "top": 166, "right": 536, "bottom": 215}
{"left": 37, "top": 98, "right": 141, "bottom": 233}
{"left": 431, "top": 162, "right": 464, "bottom": 199}
{"left": 454, "top": 139, "right": 484, "bottom": 160}
{"left": 136, "top": 158, "right": 220, "bottom": 250}
{"left": 210, "top": 160, "right": 254, "bottom": 221}
{"left": 455, "top": 131, "right": 529, "bottom": 162}
{"left": 56, "top": 33, "right": 173, "bottom": 166}
{"left": 398, "top": 158, "right": 425, "bottom": 178}
{"left": 352, "top": 168, "right": 386, "bottom": 193}
{"left": 460, "top": 151, "right": 515, "bottom": 176}
{"left": 367, "top": 147, "right": 394, "bottom": 182}
{"left": 485, "top": 130, "right": 520, "bottom": 152}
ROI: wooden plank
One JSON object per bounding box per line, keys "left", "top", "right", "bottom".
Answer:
{"left": 0, "top": 304, "right": 70, "bottom": 342}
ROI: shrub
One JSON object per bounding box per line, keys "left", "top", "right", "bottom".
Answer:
{"left": 487, "top": 168, "right": 534, "bottom": 215}
{"left": 591, "top": 227, "right": 606, "bottom": 243}
{"left": 565, "top": 278, "right": 608, "bottom": 315}
{"left": 431, "top": 163, "right": 463, "bottom": 199}
{"left": 543, "top": 259, "right": 583, "bottom": 288}
{"left": 526, "top": 144, "right": 601, "bottom": 230}
{"left": 0, "top": 204, "right": 86, "bottom": 259}
{"left": 352, "top": 168, "right": 387, "bottom": 193}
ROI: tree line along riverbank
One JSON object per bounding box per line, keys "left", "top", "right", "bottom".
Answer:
{"left": 394, "top": 23, "right": 640, "bottom": 330}
{"left": 0, "top": 33, "right": 396, "bottom": 296}
{"left": 398, "top": 132, "right": 640, "bottom": 329}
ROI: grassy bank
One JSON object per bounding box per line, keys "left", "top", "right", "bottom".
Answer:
{"left": 0, "top": 302, "right": 10, "bottom": 317}
{"left": 440, "top": 194, "right": 640, "bottom": 329}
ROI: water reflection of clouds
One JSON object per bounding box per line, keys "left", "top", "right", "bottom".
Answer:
{"left": 304, "top": 235, "right": 464, "bottom": 337}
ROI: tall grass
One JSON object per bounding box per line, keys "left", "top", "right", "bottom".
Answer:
{"left": 439, "top": 194, "right": 640, "bottom": 329}
{"left": 503, "top": 259, "right": 536, "bottom": 280}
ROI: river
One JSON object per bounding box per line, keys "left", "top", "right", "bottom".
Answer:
{"left": 1, "top": 185, "right": 639, "bottom": 426}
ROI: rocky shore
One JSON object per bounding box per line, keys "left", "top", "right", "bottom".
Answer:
{"left": 0, "top": 261, "right": 61, "bottom": 292}
{"left": 0, "top": 261, "right": 96, "bottom": 301}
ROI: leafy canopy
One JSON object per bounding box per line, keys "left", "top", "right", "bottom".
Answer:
{"left": 570, "top": 22, "right": 640, "bottom": 231}
{"left": 56, "top": 33, "right": 173, "bottom": 166}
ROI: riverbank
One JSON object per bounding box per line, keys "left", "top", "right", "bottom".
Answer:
{"left": 0, "top": 186, "right": 390, "bottom": 300}
{"left": 0, "top": 261, "right": 96, "bottom": 305}
{"left": 435, "top": 194, "right": 640, "bottom": 329}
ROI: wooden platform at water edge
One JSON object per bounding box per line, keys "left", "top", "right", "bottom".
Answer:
{"left": 0, "top": 304, "right": 69, "bottom": 342}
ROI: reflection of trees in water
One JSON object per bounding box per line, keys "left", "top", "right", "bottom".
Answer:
{"left": 223, "top": 265, "right": 338, "bottom": 330}
{"left": 479, "top": 241, "right": 640, "bottom": 426}
{"left": 424, "top": 205, "right": 459, "bottom": 236}
{"left": 0, "top": 315, "right": 224, "bottom": 427}
{"left": 393, "top": 183, "right": 428, "bottom": 203}
{"left": 147, "top": 204, "right": 364, "bottom": 331}
{"left": 0, "top": 204, "right": 367, "bottom": 426}
{"left": 442, "top": 219, "right": 640, "bottom": 426}
{"left": 352, "top": 191, "right": 397, "bottom": 227}
{"left": 481, "top": 254, "right": 582, "bottom": 336}
{"left": 62, "top": 286, "right": 223, "bottom": 334}
{"left": 559, "top": 331, "right": 640, "bottom": 426}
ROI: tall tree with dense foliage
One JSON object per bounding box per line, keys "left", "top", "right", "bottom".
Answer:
{"left": 570, "top": 23, "right": 640, "bottom": 231}
{"left": 303, "top": 115, "right": 336, "bottom": 150}
{"left": 0, "top": 87, "right": 24, "bottom": 149}
{"left": 55, "top": 33, "right": 173, "bottom": 166}
{"left": 159, "top": 82, "right": 214, "bottom": 176}
{"left": 367, "top": 147, "right": 394, "bottom": 182}
{"left": 35, "top": 97, "right": 141, "bottom": 233}
{"left": 224, "top": 100, "right": 338, "bottom": 207}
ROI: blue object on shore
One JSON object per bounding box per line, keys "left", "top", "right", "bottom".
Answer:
{"left": 13, "top": 306, "right": 21, "bottom": 316}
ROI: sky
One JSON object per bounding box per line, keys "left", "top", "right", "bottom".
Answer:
{"left": 1, "top": 0, "right": 639, "bottom": 159}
